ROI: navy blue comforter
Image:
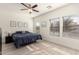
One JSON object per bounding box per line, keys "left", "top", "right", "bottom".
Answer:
{"left": 12, "top": 32, "right": 42, "bottom": 48}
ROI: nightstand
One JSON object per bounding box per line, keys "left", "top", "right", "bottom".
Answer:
{"left": 5, "top": 35, "right": 13, "bottom": 44}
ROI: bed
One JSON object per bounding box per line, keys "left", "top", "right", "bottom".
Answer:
{"left": 12, "top": 31, "right": 42, "bottom": 48}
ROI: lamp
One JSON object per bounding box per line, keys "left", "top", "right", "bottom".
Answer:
{"left": 36, "top": 22, "right": 40, "bottom": 33}
{"left": 36, "top": 22, "right": 40, "bottom": 27}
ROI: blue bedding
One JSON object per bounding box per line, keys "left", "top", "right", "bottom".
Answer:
{"left": 12, "top": 32, "right": 42, "bottom": 48}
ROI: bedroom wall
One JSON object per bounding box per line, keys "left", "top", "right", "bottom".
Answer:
{"left": 0, "top": 4, "right": 33, "bottom": 43}
{"left": 33, "top": 3, "right": 79, "bottom": 50}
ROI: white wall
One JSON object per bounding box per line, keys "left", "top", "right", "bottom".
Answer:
{"left": 0, "top": 4, "right": 33, "bottom": 43}
{"left": 33, "top": 4, "right": 79, "bottom": 50}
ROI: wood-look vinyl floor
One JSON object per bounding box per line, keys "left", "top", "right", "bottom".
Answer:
{"left": 2, "top": 40, "right": 79, "bottom": 55}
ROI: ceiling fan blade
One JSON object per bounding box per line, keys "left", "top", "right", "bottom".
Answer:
{"left": 32, "top": 9, "right": 39, "bottom": 12}
{"left": 21, "top": 3, "right": 29, "bottom": 8}
{"left": 32, "top": 4, "right": 38, "bottom": 8}
{"left": 20, "top": 9, "right": 28, "bottom": 10}
{"left": 27, "top": 4, "right": 31, "bottom": 7}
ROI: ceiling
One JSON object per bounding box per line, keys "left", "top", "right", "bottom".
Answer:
{"left": 0, "top": 3, "right": 68, "bottom": 17}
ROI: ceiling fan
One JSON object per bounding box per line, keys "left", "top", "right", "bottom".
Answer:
{"left": 21, "top": 3, "right": 39, "bottom": 14}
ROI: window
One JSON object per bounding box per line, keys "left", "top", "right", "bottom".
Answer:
{"left": 63, "top": 16, "right": 79, "bottom": 39}
{"left": 50, "top": 17, "right": 60, "bottom": 36}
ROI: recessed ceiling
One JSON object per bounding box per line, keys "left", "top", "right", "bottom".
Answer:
{"left": 0, "top": 3, "right": 68, "bottom": 17}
